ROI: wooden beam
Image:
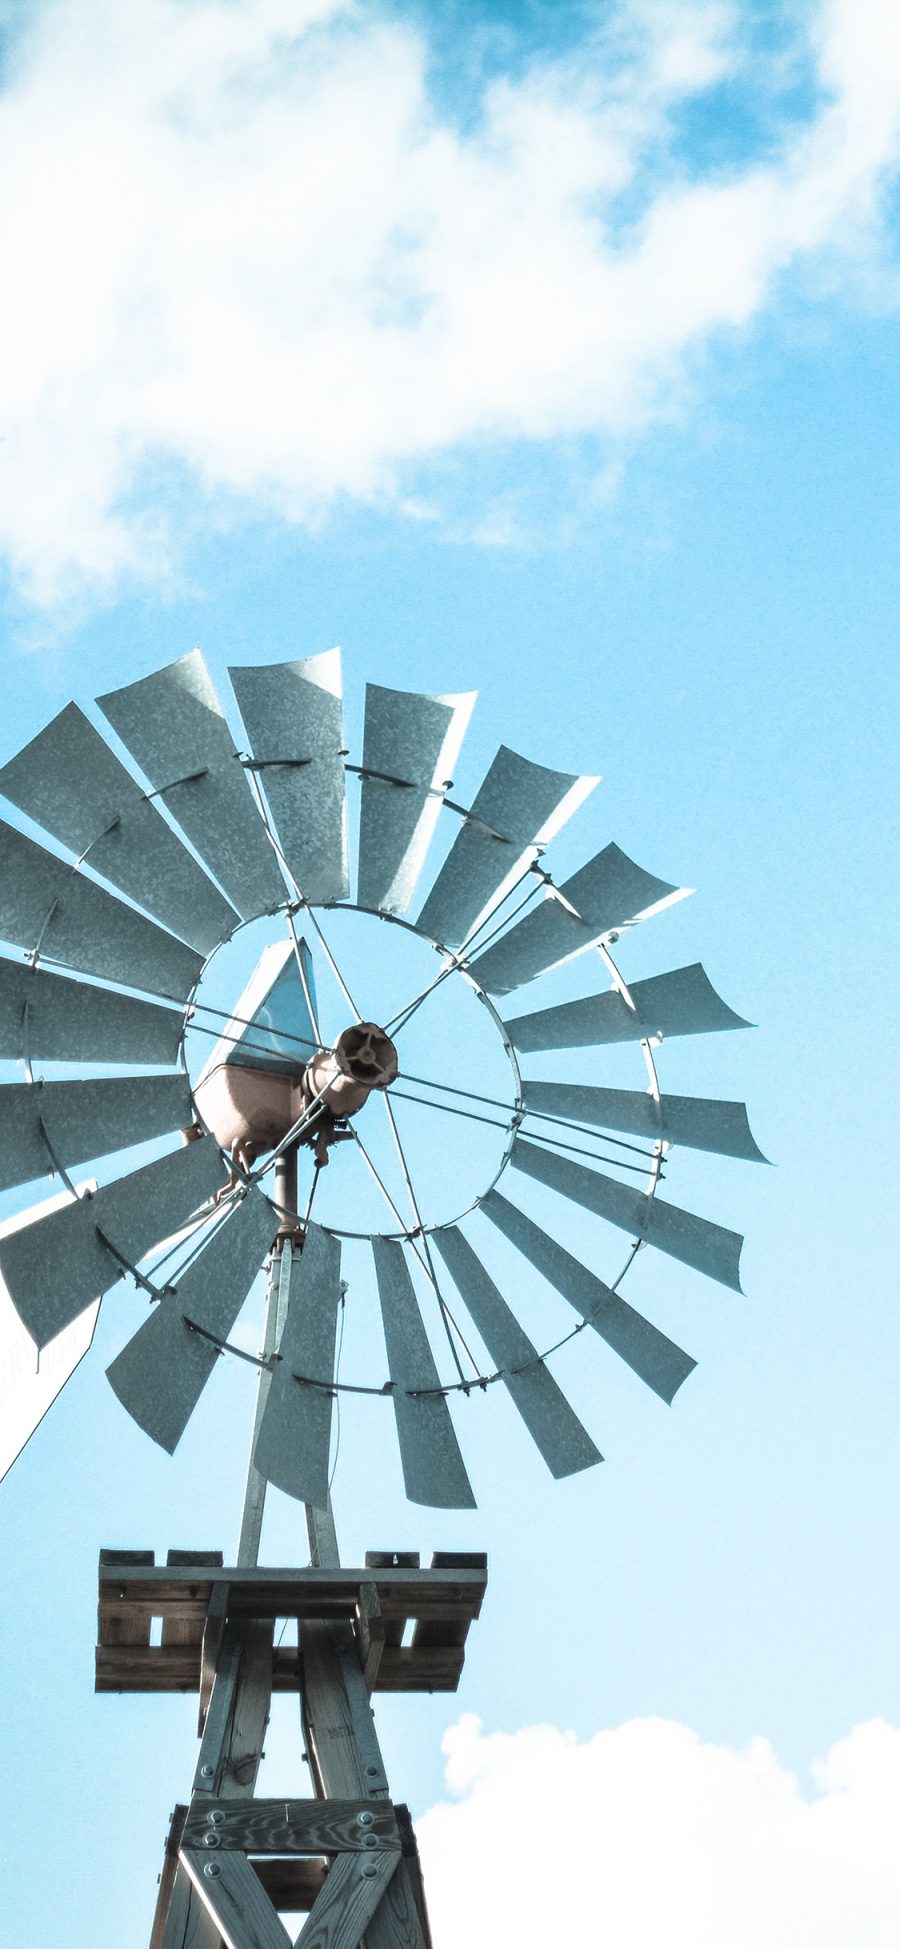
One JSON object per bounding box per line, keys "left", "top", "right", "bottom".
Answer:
{"left": 156, "top": 1865, "right": 225, "bottom": 1949}
{"left": 199, "top": 1581, "right": 231, "bottom": 1735}
{"left": 395, "top": 1805, "right": 434, "bottom": 1949}
{"left": 354, "top": 1584, "right": 385, "bottom": 1695}
{"left": 412, "top": 1553, "right": 488, "bottom": 1651}
{"left": 152, "top": 1813, "right": 222, "bottom": 1949}
{"left": 181, "top": 1799, "right": 399, "bottom": 1854}
{"left": 293, "top": 1849, "right": 400, "bottom": 1949}
{"left": 96, "top": 1641, "right": 466, "bottom": 1695}
{"left": 194, "top": 1626, "right": 242, "bottom": 1795}
{"left": 98, "top": 1562, "right": 487, "bottom": 1618}
{"left": 98, "top": 1547, "right": 154, "bottom": 1648}
{"left": 181, "top": 1848, "right": 291, "bottom": 1949}
{"left": 164, "top": 1551, "right": 225, "bottom": 1649}
{"left": 220, "top": 1621, "right": 273, "bottom": 1799}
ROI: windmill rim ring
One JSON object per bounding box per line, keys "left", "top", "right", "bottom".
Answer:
{"left": 179, "top": 895, "right": 525, "bottom": 1238}
{"left": 179, "top": 891, "right": 665, "bottom": 1252}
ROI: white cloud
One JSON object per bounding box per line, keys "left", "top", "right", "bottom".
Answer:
{"left": 417, "top": 1714, "right": 900, "bottom": 1948}
{"left": 0, "top": 0, "right": 898, "bottom": 605}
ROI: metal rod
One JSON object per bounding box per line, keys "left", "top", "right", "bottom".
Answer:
{"left": 350, "top": 1126, "right": 439, "bottom": 1290}
{"left": 384, "top": 859, "right": 544, "bottom": 1035}
{"left": 235, "top": 1154, "right": 297, "bottom": 1567}
{"left": 242, "top": 755, "right": 362, "bottom": 1024}
{"left": 286, "top": 907, "right": 323, "bottom": 1043}
{"left": 274, "top": 1144, "right": 299, "bottom": 1244}
{"left": 298, "top": 902, "right": 362, "bottom": 1024}
{"left": 380, "top": 1094, "right": 470, "bottom": 1386}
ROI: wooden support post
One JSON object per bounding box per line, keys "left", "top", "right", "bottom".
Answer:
{"left": 181, "top": 1850, "right": 291, "bottom": 1949}
{"left": 298, "top": 1502, "right": 431, "bottom": 1949}
{"left": 291, "top": 1849, "right": 400, "bottom": 1949}
{"left": 154, "top": 1612, "right": 274, "bottom": 1948}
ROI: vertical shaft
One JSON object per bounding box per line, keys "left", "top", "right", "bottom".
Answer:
{"left": 235, "top": 1146, "right": 298, "bottom": 1567}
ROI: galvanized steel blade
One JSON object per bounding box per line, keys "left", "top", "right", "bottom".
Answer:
{"left": 0, "top": 958, "right": 184, "bottom": 1066}
{"left": 511, "top": 1136, "right": 744, "bottom": 1291}
{"left": 229, "top": 650, "right": 350, "bottom": 905}
{"left": 0, "top": 1074, "right": 194, "bottom": 1194}
{"left": 106, "top": 1187, "right": 274, "bottom": 1452}
{"left": 0, "top": 1136, "right": 229, "bottom": 1350}
{"left": 0, "top": 702, "right": 237, "bottom": 955}
{"left": 0, "top": 818, "right": 203, "bottom": 1000}
{"left": 97, "top": 650, "right": 285, "bottom": 919}
{"left": 470, "top": 843, "right": 687, "bottom": 995}
{"left": 433, "top": 1225, "right": 601, "bottom": 1477}
{"left": 506, "top": 962, "right": 752, "bottom": 1051}
{"left": 253, "top": 1223, "right": 343, "bottom": 1507}
{"left": 1, "top": 1185, "right": 101, "bottom": 1481}
{"left": 416, "top": 744, "right": 598, "bottom": 947}
{"left": 371, "top": 1235, "right": 476, "bottom": 1508}
{"left": 523, "top": 1082, "right": 767, "bottom": 1163}
{"left": 356, "top": 683, "right": 476, "bottom": 915}
{"left": 481, "top": 1189, "right": 696, "bottom": 1402}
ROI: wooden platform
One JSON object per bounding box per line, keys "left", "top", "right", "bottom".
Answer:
{"left": 96, "top": 1548, "right": 487, "bottom": 1697}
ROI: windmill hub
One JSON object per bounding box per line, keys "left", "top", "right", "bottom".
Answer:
{"left": 192, "top": 1020, "right": 398, "bottom": 1178}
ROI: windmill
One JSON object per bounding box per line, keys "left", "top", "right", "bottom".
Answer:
{"left": 0, "top": 648, "right": 762, "bottom": 1946}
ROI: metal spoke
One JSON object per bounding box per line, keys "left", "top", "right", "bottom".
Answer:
{"left": 384, "top": 860, "right": 545, "bottom": 1036}
{"left": 349, "top": 1126, "right": 440, "bottom": 1293}
{"left": 380, "top": 1091, "right": 472, "bottom": 1385}
{"left": 384, "top": 1082, "right": 655, "bottom": 1176}
{"left": 244, "top": 748, "right": 362, "bottom": 1023}
{"left": 188, "top": 995, "right": 324, "bottom": 1057}
{"left": 286, "top": 906, "right": 322, "bottom": 1044}
{"left": 297, "top": 899, "right": 362, "bottom": 1024}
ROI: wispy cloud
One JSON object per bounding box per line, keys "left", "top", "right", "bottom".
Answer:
{"left": 418, "top": 1714, "right": 900, "bottom": 1947}
{"left": 0, "top": 0, "right": 898, "bottom": 606}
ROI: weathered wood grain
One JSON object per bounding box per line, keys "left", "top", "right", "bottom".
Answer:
{"left": 199, "top": 1581, "right": 231, "bottom": 1733}
{"left": 97, "top": 1547, "right": 155, "bottom": 1647}
{"left": 355, "top": 1583, "right": 386, "bottom": 1695}
{"left": 220, "top": 1621, "right": 273, "bottom": 1799}
{"left": 163, "top": 1550, "right": 224, "bottom": 1648}
{"left": 302, "top": 1623, "right": 391, "bottom": 1802}
{"left": 152, "top": 1813, "right": 222, "bottom": 1949}
{"left": 182, "top": 1798, "right": 399, "bottom": 1855}
{"left": 182, "top": 1847, "right": 291, "bottom": 1949}
{"left": 294, "top": 1849, "right": 400, "bottom": 1949}
{"left": 193, "top": 1627, "right": 242, "bottom": 1795}
{"left": 156, "top": 1864, "right": 225, "bottom": 1949}
{"left": 363, "top": 1555, "right": 419, "bottom": 1650}
{"left": 395, "top": 1805, "right": 434, "bottom": 1949}
{"left": 96, "top": 1642, "right": 465, "bottom": 1694}
{"left": 98, "top": 1561, "right": 486, "bottom": 1619}
{"left": 412, "top": 1554, "right": 487, "bottom": 1651}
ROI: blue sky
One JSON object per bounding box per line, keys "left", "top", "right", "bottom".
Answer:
{"left": 0, "top": 2, "right": 898, "bottom": 1944}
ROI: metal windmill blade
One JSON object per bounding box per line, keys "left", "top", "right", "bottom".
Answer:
{"left": 0, "top": 648, "right": 762, "bottom": 1508}
{"left": 356, "top": 682, "right": 476, "bottom": 914}
{"left": 228, "top": 649, "right": 350, "bottom": 906}
{"left": 0, "top": 701, "right": 237, "bottom": 956}
{"left": 97, "top": 649, "right": 286, "bottom": 919}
